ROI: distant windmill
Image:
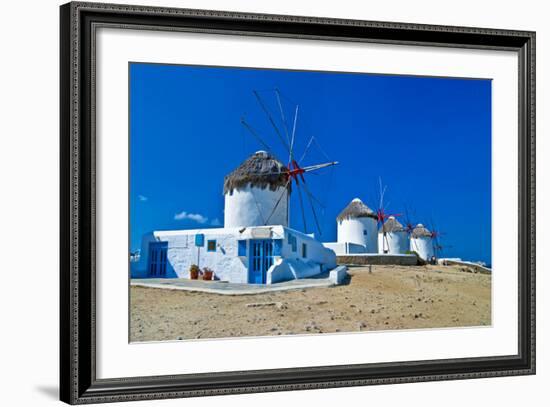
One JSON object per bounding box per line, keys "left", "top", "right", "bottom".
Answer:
{"left": 375, "top": 178, "right": 402, "bottom": 253}
{"left": 240, "top": 88, "right": 338, "bottom": 236}
{"left": 428, "top": 218, "right": 451, "bottom": 260}
{"left": 408, "top": 216, "right": 450, "bottom": 262}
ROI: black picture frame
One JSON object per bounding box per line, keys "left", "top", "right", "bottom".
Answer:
{"left": 60, "top": 2, "right": 536, "bottom": 404}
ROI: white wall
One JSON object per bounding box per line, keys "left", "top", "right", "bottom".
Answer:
{"left": 268, "top": 227, "right": 337, "bottom": 283}
{"left": 410, "top": 236, "right": 435, "bottom": 260}
{"left": 281, "top": 228, "right": 335, "bottom": 266}
{"left": 378, "top": 231, "right": 409, "bottom": 254}
{"left": 224, "top": 184, "right": 289, "bottom": 228}
{"left": 0, "top": 1, "right": 547, "bottom": 407}
{"left": 323, "top": 241, "right": 369, "bottom": 255}
{"left": 139, "top": 230, "right": 249, "bottom": 282}
{"left": 323, "top": 242, "right": 348, "bottom": 255}
{"left": 337, "top": 217, "right": 378, "bottom": 252}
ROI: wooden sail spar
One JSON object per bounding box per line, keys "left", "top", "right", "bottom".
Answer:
{"left": 238, "top": 89, "right": 338, "bottom": 235}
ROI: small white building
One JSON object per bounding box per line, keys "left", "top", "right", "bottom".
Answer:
{"left": 323, "top": 198, "right": 378, "bottom": 254}
{"left": 131, "top": 151, "right": 337, "bottom": 284}
{"left": 378, "top": 216, "right": 408, "bottom": 254}
{"left": 409, "top": 223, "right": 435, "bottom": 260}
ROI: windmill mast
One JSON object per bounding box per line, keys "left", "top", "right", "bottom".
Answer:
{"left": 428, "top": 218, "right": 447, "bottom": 261}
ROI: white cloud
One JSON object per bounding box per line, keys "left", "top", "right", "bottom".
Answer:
{"left": 174, "top": 211, "right": 208, "bottom": 224}
{"left": 210, "top": 218, "right": 222, "bottom": 226}
{"left": 138, "top": 195, "right": 148, "bottom": 202}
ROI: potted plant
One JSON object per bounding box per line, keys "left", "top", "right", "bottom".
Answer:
{"left": 189, "top": 264, "right": 200, "bottom": 280}
{"left": 202, "top": 267, "right": 214, "bottom": 281}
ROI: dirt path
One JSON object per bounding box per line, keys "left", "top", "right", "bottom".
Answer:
{"left": 130, "top": 264, "right": 491, "bottom": 342}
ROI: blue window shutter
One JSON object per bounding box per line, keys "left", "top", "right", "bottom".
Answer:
{"left": 273, "top": 239, "right": 283, "bottom": 256}
{"left": 195, "top": 234, "right": 204, "bottom": 247}
{"left": 238, "top": 240, "right": 247, "bottom": 256}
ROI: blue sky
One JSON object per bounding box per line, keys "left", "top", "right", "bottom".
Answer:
{"left": 130, "top": 63, "right": 492, "bottom": 264}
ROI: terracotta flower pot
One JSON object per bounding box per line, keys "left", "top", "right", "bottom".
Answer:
{"left": 189, "top": 265, "right": 200, "bottom": 280}
{"left": 203, "top": 270, "right": 213, "bottom": 281}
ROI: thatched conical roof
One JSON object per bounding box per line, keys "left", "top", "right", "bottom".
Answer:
{"left": 411, "top": 223, "right": 432, "bottom": 238}
{"left": 337, "top": 198, "right": 377, "bottom": 221}
{"left": 379, "top": 216, "right": 405, "bottom": 233}
{"left": 223, "top": 151, "right": 290, "bottom": 195}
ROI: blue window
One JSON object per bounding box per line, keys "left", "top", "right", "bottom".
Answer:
{"left": 195, "top": 234, "right": 204, "bottom": 247}
{"left": 363, "top": 230, "right": 368, "bottom": 235}
{"left": 302, "top": 243, "right": 307, "bottom": 258}
{"left": 207, "top": 240, "right": 216, "bottom": 252}
{"left": 291, "top": 236, "right": 297, "bottom": 252}
{"left": 238, "top": 240, "right": 247, "bottom": 256}
{"left": 287, "top": 233, "right": 293, "bottom": 244}
{"left": 273, "top": 239, "right": 283, "bottom": 256}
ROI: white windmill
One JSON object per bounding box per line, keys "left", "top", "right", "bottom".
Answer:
{"left": 373, "top": 178, "right": 403, "bottom": 254}
{"left": 336, "top": 198, "right": 378, "bottom": 253}
{"left": 378, "top": 216, "right": 408, "bottom": 254}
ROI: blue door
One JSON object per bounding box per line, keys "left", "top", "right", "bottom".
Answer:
{"left": 148, "top": 242, "right": 168, "bottom": 277}
{"left": 249, "top": 240, "right": 274, "bottom": 284}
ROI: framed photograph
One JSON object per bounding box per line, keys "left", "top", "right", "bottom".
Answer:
{"left": 60, "top": 1, "right": 535, "bottom": 404}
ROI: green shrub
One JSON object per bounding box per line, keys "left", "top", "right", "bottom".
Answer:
{"left": 405, "top": 250, "right": 426, "bottom": 266}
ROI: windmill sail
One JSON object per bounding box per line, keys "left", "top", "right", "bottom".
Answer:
{"left": 238, "top": 89, "right": 338, "bottom": 235}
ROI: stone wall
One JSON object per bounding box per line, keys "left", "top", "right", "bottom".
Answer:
{"left": 336, "top": 254, "right": 418, "bottom": 266}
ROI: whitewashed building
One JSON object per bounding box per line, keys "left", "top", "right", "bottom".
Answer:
{"left": 323, "top": 198, "right": 378, "bottom": 254}
{"left": 378, "top": 216, "right": 408, "bottom": 254}
{"left": 409, "top": 223, "right": 435, "bottom": 260}
{"left": 130, "top": 151, "right": 337, "bottom": 284}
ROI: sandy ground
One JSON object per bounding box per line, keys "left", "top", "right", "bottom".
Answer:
{"left": 130, "top": 264, "right": 491, "bottom": 342}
